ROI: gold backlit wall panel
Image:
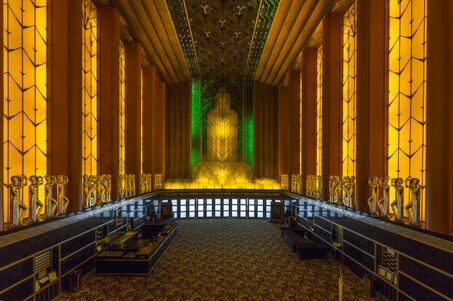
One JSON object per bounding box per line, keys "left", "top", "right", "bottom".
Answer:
{"left": 316, "top": 46, "right": 323, "bottom": 176}
{"left": 82, "top": 0, "right": 97, "bottom": 176}
{"left": 140, "top": 69, "right": 143, "bottom": 174}
{"left": 342, "top": 3, "right": 357, "bottom": 177}
{"left": 3, "top": 0, "right": 47, "bottom": 223}
{"left": 299, "top": 71, "right": 302, "bottom": 175}
{"left": 388, "top": 0, "right": 426, "bottom": 221}
{"left": 119, "top": 41, "right": 125, "bottom": 175}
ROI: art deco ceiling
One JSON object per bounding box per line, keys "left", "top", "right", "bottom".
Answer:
{"left": 171, "top": 0, "right": 260, "bottom": 80}
{"left": 113, "top": 0, "right": 337, "bottom": 85}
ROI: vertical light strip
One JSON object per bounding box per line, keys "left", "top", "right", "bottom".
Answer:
{"left": 81, "top": 0, "right": 97, "bottom": 176}
{"left": 388, "top": 0, "right": 426, "bottom": 221}
{"left": 316, "top": 46, "right": 323, "bottom": 176}
{"left": 299, "top": 70, "right": 302, "bottom": 176}
{"left": 119, "top": 41, "right": 125, "bottom": 176}
{"left": 191, "top": 79, "right": 201, "bottom": 166}
{"left": 342, "top": 2, "right": 357, "bottom": 177}
{"left": 3, "top": 0, "right": 47, "bottom": 224}
{"left": 140, "top": 68, "right": 143, "bottom": 174}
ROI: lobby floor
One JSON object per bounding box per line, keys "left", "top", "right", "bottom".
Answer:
{"left": 56, "top": 219, "right": 375, "bottom": 301}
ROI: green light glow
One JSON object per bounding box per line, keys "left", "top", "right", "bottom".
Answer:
{"left": 191, "top": 79, "right": 202, "bottom": 166}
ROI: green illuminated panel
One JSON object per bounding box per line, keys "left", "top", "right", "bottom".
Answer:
{"left": 191, "top": 79, "right": 202, "bottom": 166}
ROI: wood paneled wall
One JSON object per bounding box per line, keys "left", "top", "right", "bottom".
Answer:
{"left": 253, "top": 81, "right": 278, "bottom": 179}
{"left": 166, "top": 80, "right": 191, "bottom": 179}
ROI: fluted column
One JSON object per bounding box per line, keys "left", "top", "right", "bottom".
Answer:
{"left": 302, "top": 47, "right": 318, "bottom": 194}
{"left": 356, "top": 0, "right": 388, "bottom": 211}
{"left": 97, "top": 6, "right": 120, "bottom": 201}
{"left": 278, "top": 84, "right": 289, "bottom": 181}
{"left": 48, "top": 0, "right": 83, "bottom": 212}
{"left": 125, "top": 43, "right": 142, "bottom": 191}
{"left": 288, "top": 70, "right": 301, "bottom": 179}
{"left": 154, "top": 78, "right": 166, "bottom": 180}
{"left": 425, "top": 0, "right": 453, "bottom": 234}
{"left": 142, "top": 65, "right": 155, "bottom": 175}
{"left": 321, "top": 13, "right": 343, "bottom": 200}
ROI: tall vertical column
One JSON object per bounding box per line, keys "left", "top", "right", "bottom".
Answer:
{"left": 0, "top": 4, "right": 3, "bottom": 230}
{"left": 322, "top": 13, "right": 343, "bottom": 200}
{"left": 302, "top": 47, "right": 318, "bottom": 194}
{"left": 142, "top": 65, "right": 155, "bottom": 175}
{"left": 253, "top": 81, "right": 278, "bottom": 179}
{"left": 97, "top": 7, "right": 120, "bottom": 201}
{"left": 154, "top": 79, "right": 166, "bottom": 180}
{"left": 426, "top": 1, "right": 453, "bottom": 234}
{"left": 48, "top": 0, "right": 83, "bottom": 212}
{"left": 288, "top": 70, "right": 301, "bottom": 178}
{"left": 165, "top": 80, "right": 191, "bottom": 179}
{"left": 356, "top": 0, "right": 388, "bottom": 211}
{"left": 125, "top": 43, "right": 142, "bottom": 191}
{"left": 278, "top": 84, "right": 289, "bottom": 182}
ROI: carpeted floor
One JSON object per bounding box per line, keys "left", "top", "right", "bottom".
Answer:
{"left": 55, "top": 219, "right": 374, "bottom": 301}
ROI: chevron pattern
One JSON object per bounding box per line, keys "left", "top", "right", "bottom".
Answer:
{"left": 201, "top": 80, "right": 243, "bottom": 161}
{"left": 82, "top": 0, "right": 98, "bottom": 176}
{"left": 388, "top": 0, "right": 426, "bottom": 221}
{"left": 3, "top": 0, "right": 48, "bottom": 223}
{"left": 342, "top": 2, "right": 357, "bottom": 178}
{"left": 119, "top": 41, "right": 126, "bottom": 175}
{"left": 316, "top": 46, "right": 323, "bottom": 177}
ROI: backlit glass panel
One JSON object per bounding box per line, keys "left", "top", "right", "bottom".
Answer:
{"left": 82, "top": 0, "right": 97, "bottom": 176}
{"left": 388, "top": 0, "right": 426, "bottom": 221}
{"left": 3, "top": 0, "right": 47, "bottom": 224}
{"left": 342, "top": 2, "right": 357, "bottom": 177}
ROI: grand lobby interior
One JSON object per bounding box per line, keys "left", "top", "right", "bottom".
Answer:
{"left": 0, "top": 0, "right": 452, "bottom": 300}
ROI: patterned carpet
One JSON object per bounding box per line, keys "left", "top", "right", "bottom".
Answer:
{"left": 55, "top": 219, "right": 374, "bottom": 301}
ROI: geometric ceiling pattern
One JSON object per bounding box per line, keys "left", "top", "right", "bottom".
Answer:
{"left": 167, "top": 0, "right": 278, "bottom": 81}
{"left": 114, "top": 0, "right": 337, "bottom": 85}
